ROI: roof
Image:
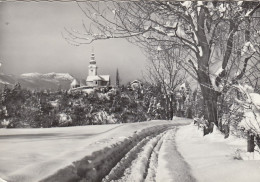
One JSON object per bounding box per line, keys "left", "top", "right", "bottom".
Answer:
{"left": 86, "top": 75, "right": 110, "bottom": 82}
{"left": 71, "top": 79, "right": 80, "bottom": 87}
{"left": 99, "top": 75, "right": 110, "bottom": 82}
{"left": 131, "top": 80, "right": 142, "bottom": 84}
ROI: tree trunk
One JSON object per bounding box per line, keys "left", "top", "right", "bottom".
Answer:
{"left": 164, "top": 94, "right": 174, "bottom": 120}
{"left": 186, "top": 106, "right": 193, "bottom": 119}
{"left": 196, "top": 7, "right": 219, "bottom": 132}
{"left": 197, "top": 69, "right": 219, "bottom": 130}
{"left": 256, "top": 135, "right": 260, "bottom": 149}
{"left": 165, "top": 96, "right": 169, "bottom": 120}
{"left": 169, "top": 97, "right": 174, "bottom": 120}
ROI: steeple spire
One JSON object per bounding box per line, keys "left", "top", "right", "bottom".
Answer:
{"left": 90, "top": 47, "right": 96, "bottom": 64}
{"left": 88, "top": 47, "right": 97, "bottom": 76}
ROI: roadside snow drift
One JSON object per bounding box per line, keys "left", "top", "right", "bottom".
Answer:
{"left": 176, "top": 124, "right": 260, "bottom": 182}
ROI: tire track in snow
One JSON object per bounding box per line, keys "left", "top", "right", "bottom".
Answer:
{"left": 144, "top": 132, "right": 165, "bottom": 182}
{"left": 103, "top": 129, "right": 173, "bottom": 182}
{"left": 156, "top": 128, "right": 196, "bottom": 182}
{"left": 116, "top": 132, "right": 167, "bottom": 182}
{"left": 102, "top": 137, "right": 151, "bottom": 181}
{"left": 103, "top": 127, "right": 195, "bottom": 182}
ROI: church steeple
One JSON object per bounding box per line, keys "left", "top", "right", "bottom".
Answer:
{"left": 90, "top": 47, "right": 96, "bottom": 65}
{"left": 88, "top": 48, "right": 97, "bottom": 76}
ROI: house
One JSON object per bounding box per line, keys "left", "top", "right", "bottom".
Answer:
{"left": 130, "top": 80, "right": 143, "bottom": 91}
{"left": 70, "top": 79, "right": 80, "bottom": 89}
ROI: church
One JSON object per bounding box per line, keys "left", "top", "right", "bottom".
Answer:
{"left": 70, "top": 51, "right": 110, "bottom": 91}
{"left": 86, "top": 52, "right": 110, "bottom": 87}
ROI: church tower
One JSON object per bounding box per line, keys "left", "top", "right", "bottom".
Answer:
{"left": 86, "top": 49, "right": 111, "bottom": 87}
{"left": 88, "top": 51, "right": 97, "bottom": 76}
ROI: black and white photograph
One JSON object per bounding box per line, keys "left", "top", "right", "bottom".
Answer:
{"left": 0, "top": 0, "right": 260, "bottom": 182}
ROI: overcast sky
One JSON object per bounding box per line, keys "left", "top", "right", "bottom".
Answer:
{"left": 0, "top": 1, "right": 147, "bottom": 84}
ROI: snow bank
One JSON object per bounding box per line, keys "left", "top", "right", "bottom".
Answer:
{"left": 239, "top": 111, "right": 260, "bottom": 134}
{"left": 176, "top": 124, "right": 260, "bottom": 182}
{"left": 250, "top": 93, "right": 260, "bottom": 109}
{"left": 233, "top": 86, "right": 260, "bottom": 134}
{"left": 0, "top": 178, "right": 7, "bottom": 182}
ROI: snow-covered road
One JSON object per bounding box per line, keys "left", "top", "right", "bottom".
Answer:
{"left": 0, "top": 119, "right": 192, "bottom": 182}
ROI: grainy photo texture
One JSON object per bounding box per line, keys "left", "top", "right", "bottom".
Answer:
{"left": 0, "top": 1, "right": 260, "bottom": 182}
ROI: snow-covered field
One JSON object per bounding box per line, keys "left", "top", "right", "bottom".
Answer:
{"left": 0, "top": 119, "right": 190, "bottom": 182}
{"left": 176, "top": 124, "right": 260, "bottom": 182}
{"left": 0, "top": 124, "right": 121, "bottom": 182}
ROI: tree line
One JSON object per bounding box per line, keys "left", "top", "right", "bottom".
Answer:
{"left": 0, "top": 82, "right": 197, "bottom": 128}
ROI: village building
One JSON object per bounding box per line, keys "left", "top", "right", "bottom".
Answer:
{"left": 130, "top": 80, "right": 143, "bottom": 91}
{"left": 70, "top": 79, "right": 80, "bottom": 89}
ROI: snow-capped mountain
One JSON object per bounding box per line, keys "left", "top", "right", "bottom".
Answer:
{"left": 20, "top": 72, "right": 74, "bottom": 81}
{"left": 0, "top": 72, "right": 75, "bottom": 91}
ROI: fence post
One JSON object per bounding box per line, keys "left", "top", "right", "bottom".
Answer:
{"left": 247, "top": 130, "right": 255, "bottom": 152}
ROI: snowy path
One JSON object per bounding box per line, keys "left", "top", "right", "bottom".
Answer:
{"left": 0, "top": 119, "right": 192, "bottom": 182}
{"left": 102, "top": 127, "right": 195, "bottom": 182}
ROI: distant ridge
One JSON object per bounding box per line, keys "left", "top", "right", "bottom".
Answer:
{"left": 21, "top": 72, "right": 74, "bottom": 81}
{"left": 0, "top": 72, "right": 75, "bottom": 91}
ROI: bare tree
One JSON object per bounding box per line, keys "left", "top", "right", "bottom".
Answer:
{"left": 143, "top": 45, "right": 187, "bottom": 119}
{"left": 64, "top": 1, "right": 260, "bottom": 133}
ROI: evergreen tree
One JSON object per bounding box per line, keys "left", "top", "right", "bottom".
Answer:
{"left": 116, "top": 68, "right": 120, "bottom": 87}
{"left": 13, "top": 82, "right": 21, "bottom": 91}
{"left": 1, "top": 84, "right": 10, "bottom": 104}
{"left": 11, "top": 82, "right": 22, "bottom": 100}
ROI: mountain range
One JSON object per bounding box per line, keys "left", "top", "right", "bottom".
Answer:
{"left": 0, "top": 72, "right": 75, "bottom": 91}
